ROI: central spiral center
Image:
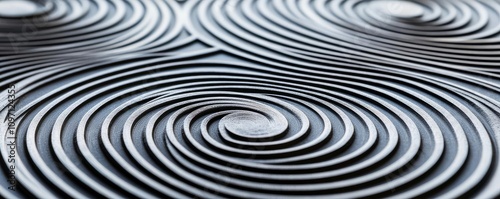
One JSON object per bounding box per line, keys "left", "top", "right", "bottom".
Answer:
{"left": 0, "top": 0, "right": 41, "bottom": 18}
{"left": 372, "top": 0, "right": 424, "bottom": 19}
{"left": 223, "top": 111, "right": 286, "bottom": 139}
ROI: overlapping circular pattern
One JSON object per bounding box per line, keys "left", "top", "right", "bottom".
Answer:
{"left": 186, "top": 0, "right": 500, "bottom": 72}
{"left": 1, "top": 0, "right": 500, "bottom": 198}
{"left": 0, "top": 0, "right": 184, "bottom": 57}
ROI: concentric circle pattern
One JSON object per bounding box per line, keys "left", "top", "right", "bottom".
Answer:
{"left": 1, "top": 0, "right": 500, "bottom": 198}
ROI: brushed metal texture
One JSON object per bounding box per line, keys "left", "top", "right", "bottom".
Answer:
{"left": 1, "top": 0, "right": 500, "bottom": 198}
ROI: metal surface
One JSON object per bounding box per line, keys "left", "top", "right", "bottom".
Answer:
{"left": 1, "top": 0, "right": 500, "bottom": 198}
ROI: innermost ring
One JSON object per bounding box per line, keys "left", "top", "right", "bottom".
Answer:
{"left": 224, "top": 112, "right": 283, "bottom": 139}
{"left": 372, "top": 0, "right": 425, "bottom": 19}
{"left": 0, "top": 0, "right": 43, "bottom": 18}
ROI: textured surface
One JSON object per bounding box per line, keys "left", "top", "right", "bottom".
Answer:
{"left": 1, "top": 0, "right": 500, "bottom": 198}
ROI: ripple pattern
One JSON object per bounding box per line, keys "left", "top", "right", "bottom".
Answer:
{"left": 1, "top": 0, "right": 500, "bottom": 198}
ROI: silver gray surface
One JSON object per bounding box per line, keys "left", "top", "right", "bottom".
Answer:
{"left": 1, "top": 0, "right": 500, "bottom": 198}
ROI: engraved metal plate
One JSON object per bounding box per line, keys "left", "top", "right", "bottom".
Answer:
{"left": 1, "top": 0, "right": 500, "bottom": 198}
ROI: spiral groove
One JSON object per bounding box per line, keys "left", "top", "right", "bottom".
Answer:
{"left": 1, "top": 0, "right": 500, "bottom": 198}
